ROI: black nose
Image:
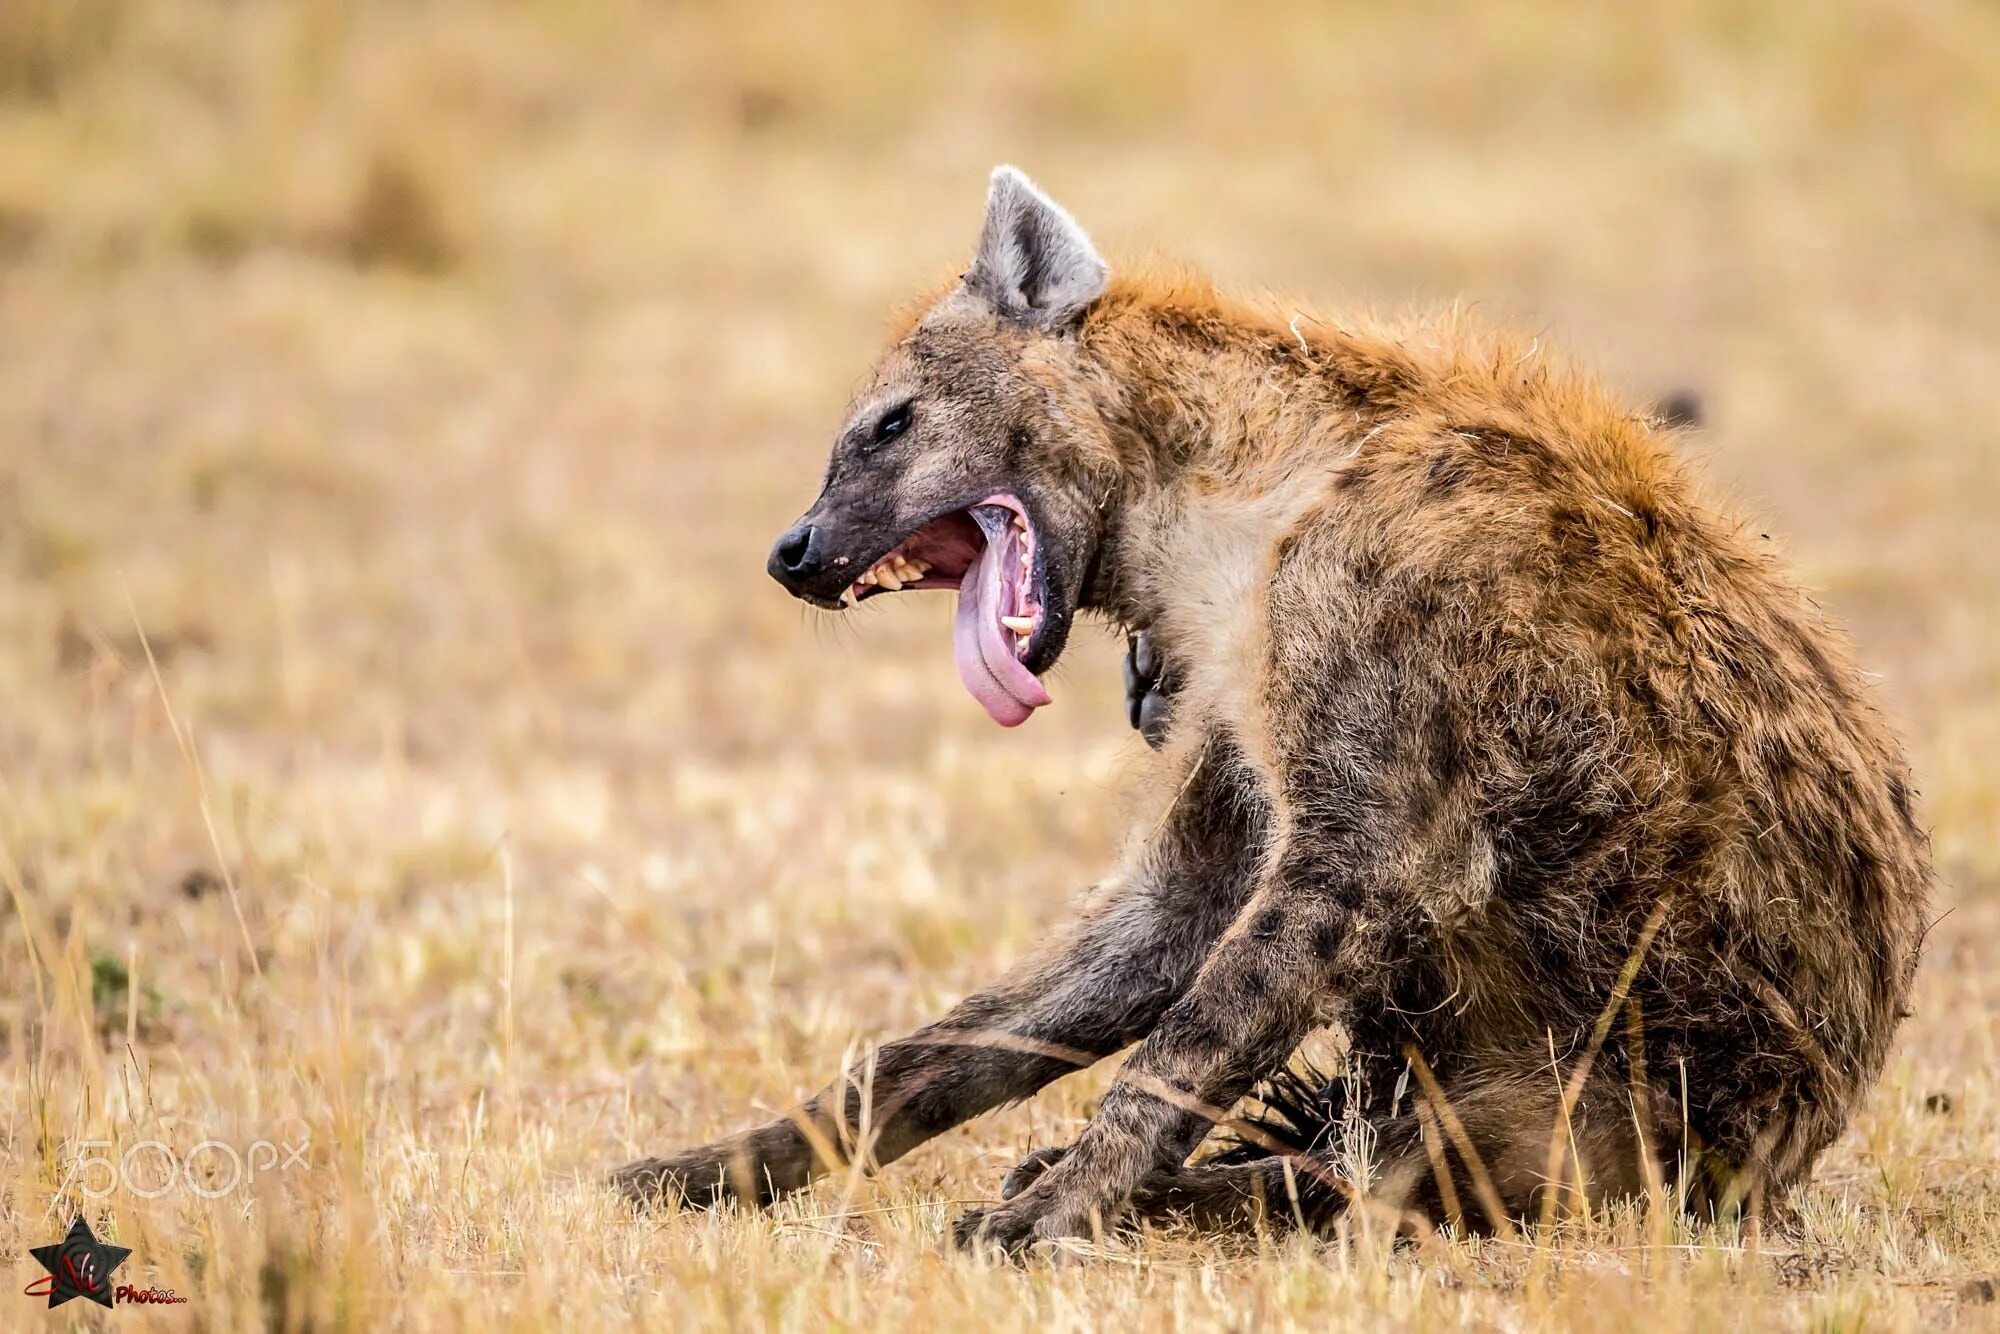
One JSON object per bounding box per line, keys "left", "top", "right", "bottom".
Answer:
{"left": 768, "top": 522, "right": 826, "bottom": 590}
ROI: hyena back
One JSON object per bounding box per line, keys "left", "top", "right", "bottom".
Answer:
{"left": 616, "top": 168, "right": 1930, "bottom": 1253}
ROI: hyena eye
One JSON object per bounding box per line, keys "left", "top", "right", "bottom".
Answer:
{"left": 868, "top": 402, "right": 913, "bottom": 448}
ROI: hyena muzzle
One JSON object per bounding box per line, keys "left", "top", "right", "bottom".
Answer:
{"left": 614, "top": 167, "right": 1931, "bottom": 1255}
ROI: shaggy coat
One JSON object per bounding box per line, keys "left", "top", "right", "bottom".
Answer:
{"left": 616, "top": 168, "right": 1930, "bottom": 1252}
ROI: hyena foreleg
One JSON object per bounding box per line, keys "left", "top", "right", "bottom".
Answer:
{"left": 951, "top": 837, "right": 1385, "bottom": 1252}
{"left": 614, "top": 738, "right": 1265, "bottom": 1210}
{"left": 957, "top": 549, "right": 1418, "bottom": 1252}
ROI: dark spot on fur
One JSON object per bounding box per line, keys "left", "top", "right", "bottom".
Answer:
{"left": 1574, "top": 595, "right": 1622, "bottom": 638}
{"left": 1239, "top": 968, "right": 1268, "bottom": 1000}
{"left": 1837, "top": 834, "right": 1884, "bottom": 911}
{"left": 1624, "top": 671, "right": 1660, "bottom": 714}
{"left": 1425, "top": 448, "right": 1472, "bottom": 498}
{"left": 1368, "top": 605, "right": 1418, "bottom": 660}
{"left": 1270, "top": 530, "right": 1304, "bottom": 571}
{"left": 1753, "top": 729, "right": 1800, "bottom": 780}
{"left": 1888, "top": 776, "right": 1915, "bottom": 831}
{"left": 1424, "top": 709, "right": 1468, "bottom": 788}
{"left": 1662, "top": 828, "right": 1715, "bottom": 880}
{"left": 1546, "top": 504, "right": 1600, "bottom": 562}
{"left": 1309, "top": 922, "right": 1341, "bottom": 959}
{"left": 1406, "top": 577, "right": 1447, "bottom": 627}
{"left": 1178, "top": 1014, "right": 1226, "bottom": 1052}
{"left": 1464, "top": 428, "right": 1561, "bottom": 486}
{"left": 1786, "top": 622, "right": 1847, "bottom": 700}
{"left": 1251, "top": 907, "right": 1284, "bottom": 939}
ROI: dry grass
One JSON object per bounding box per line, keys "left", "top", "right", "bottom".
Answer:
{"left": 2, "top": 1, "right": 1998, "bottom": 1328}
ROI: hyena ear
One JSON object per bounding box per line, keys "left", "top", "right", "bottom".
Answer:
{"left": 966, "top": 165, "right": 1108, "bottom": 328}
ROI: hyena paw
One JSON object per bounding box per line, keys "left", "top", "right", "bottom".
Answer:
{"left": 1123, "top": 631, "right": 1174, "bottom": 748}
{"left": 951, "top": 1202, "right": 1047, "bottom": 1259}
{"left": 952, "top": 1183, "right": 1107, "bottom": 1258}
{"left": 1000, "top": 1146, "right": 1069, "bottom": 1200}
{"left": 608, "top": 1150, "right": 731, "bottom": 1211}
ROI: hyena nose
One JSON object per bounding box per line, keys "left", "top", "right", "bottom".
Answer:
{"left": 768, "top": 522, "right": 828, "bottom": 592}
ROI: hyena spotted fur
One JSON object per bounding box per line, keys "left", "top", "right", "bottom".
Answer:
{"left": 616, "top": 167, "right": 1931, "bottom": 1254}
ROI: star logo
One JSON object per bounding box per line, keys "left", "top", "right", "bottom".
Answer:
{"left": 26, "top": 1216, "right": 131, "bottom": 1309}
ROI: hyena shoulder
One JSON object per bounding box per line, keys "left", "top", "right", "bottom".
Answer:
{"left": 1105, "top": 296, "right": 1706, "bottom": 752}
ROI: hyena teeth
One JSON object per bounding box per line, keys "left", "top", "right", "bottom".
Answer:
{"left": 1000, "top": 615, "right": 1035, "bottom": 633}
{"left": 859, "top": 569, "right": 879, "bottom": 586}
{"left": 877, "top": 569, "right": 904, "bottom": 591}
{"left": 841, "top": 587, "right": 858, "bottom": 607}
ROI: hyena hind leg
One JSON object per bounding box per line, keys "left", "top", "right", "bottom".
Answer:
{"left": 1356, "top": 1062, "right": 1691, "bottom": 1235}
{"left": 999, "top": 1061, "right": 1691, "bottom": 1238}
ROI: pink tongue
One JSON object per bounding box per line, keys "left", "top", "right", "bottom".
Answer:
{"left": 953, "top": 523, "right": 1051, "bottom": 727}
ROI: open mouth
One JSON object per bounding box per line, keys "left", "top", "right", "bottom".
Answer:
{"left": 841, "top": 492, "right": 1052, "bottom": 727}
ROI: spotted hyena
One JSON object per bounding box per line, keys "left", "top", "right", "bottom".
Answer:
{"left": 616, "top": 167, "right": 1930, "bottom": 1254}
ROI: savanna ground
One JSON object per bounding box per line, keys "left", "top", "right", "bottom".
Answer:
{"left": 1, "top": 2, "right": 1997, "bottom": 1328}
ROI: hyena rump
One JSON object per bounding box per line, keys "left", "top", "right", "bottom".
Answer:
{"left": 616, "top": 167, "right": 1930, "bottom": 1252}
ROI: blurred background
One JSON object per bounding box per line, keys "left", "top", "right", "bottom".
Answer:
{"left": 2, "top": 2, "right": 1998, "bottom": 1323}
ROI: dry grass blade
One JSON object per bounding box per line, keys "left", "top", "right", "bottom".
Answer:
{"left": 120, "top": 575, "right": 262, "bottom": 982}
{"left": 1535, "top": 896, "right": 1674, "bottom": 1234}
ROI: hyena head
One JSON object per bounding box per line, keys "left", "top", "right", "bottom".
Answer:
{"left": 767, "top": 167, "right": 1121, "bottom": 726}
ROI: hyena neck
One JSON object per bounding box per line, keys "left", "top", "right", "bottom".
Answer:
{"left": 1069, "top": 273, "right": 1405, "bottom": 629}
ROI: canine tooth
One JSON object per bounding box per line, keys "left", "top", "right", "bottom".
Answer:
{"left": 841, "top": 588, "right": 858, "bottom": 607}
{"left": 878, "top": 569, "right": 903, "bottom": 590}
{"left": 1012, "top": 513, "right": 1028, "bottom": 532}
{"left": 1000, "top": 615, "right": 1035, "bottom": 633}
